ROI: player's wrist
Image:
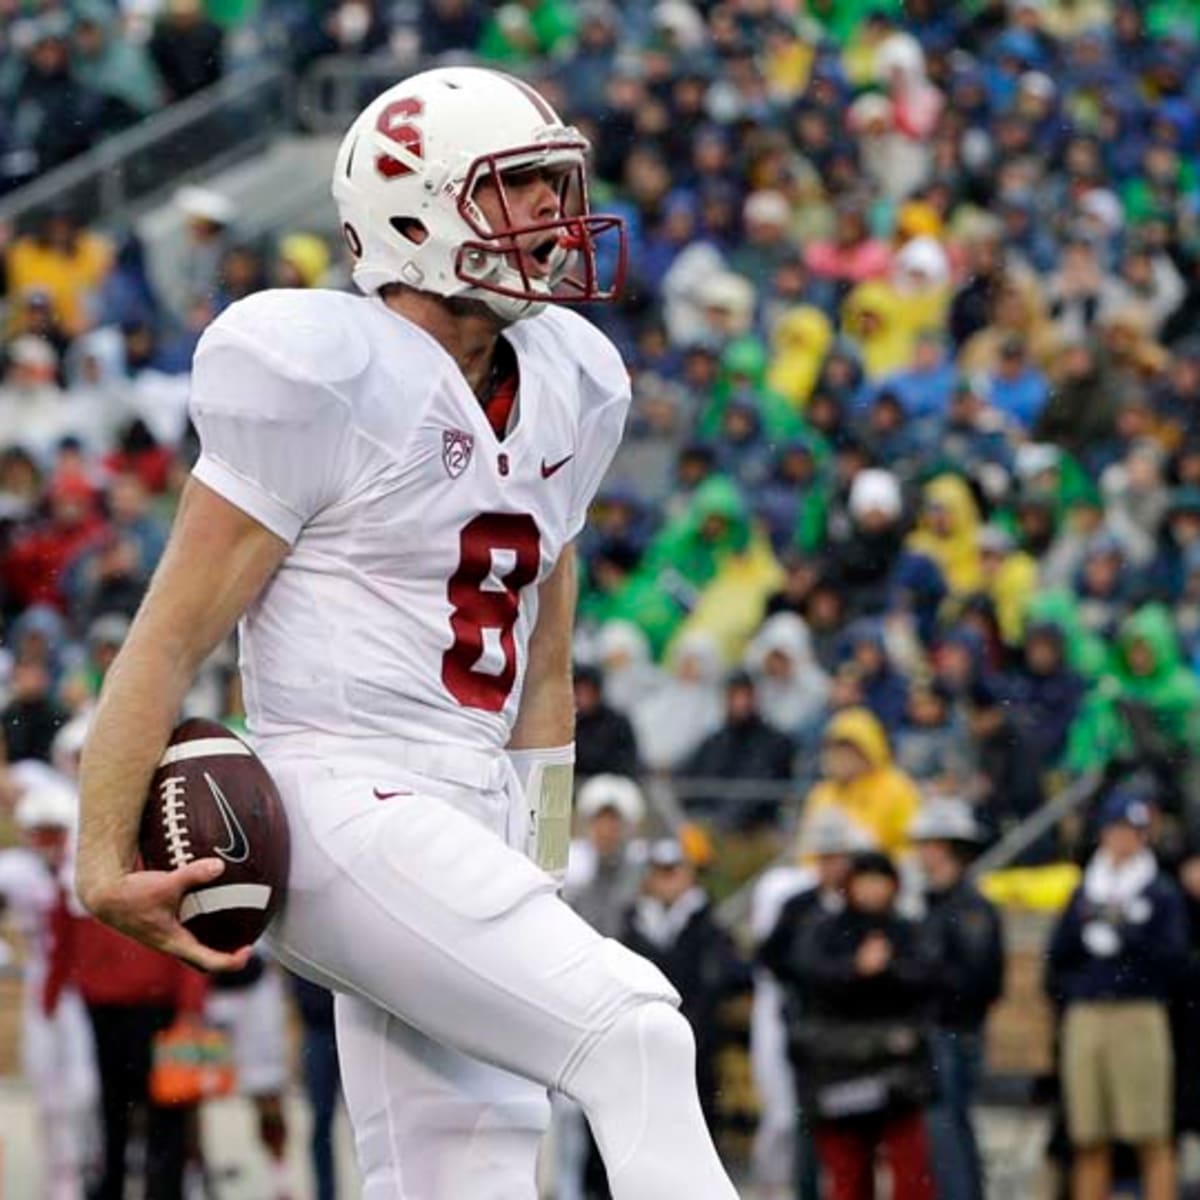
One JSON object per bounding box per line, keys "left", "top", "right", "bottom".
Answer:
{"left": 507, "top": 744, "right": 575, "bottom": 880}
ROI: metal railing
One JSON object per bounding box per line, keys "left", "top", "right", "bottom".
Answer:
{"left": 0, "top": 63, "right": 294, "bottom": 230}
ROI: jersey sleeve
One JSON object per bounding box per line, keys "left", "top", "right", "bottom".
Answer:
{"left": 189, "top": 297, "right": 363, "bottom": 545}
{"left": 566, "top": 322, "right": 632, "bottom": 540}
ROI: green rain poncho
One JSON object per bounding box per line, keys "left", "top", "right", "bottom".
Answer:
{"left": 602, "top": 476, "right": 751, "bottom": 658}
{"left": 1066, "top": 603, "right": 1200, "bottom": 774}
{"left": 698, "top": 337, "right": 806, "bottom": 445}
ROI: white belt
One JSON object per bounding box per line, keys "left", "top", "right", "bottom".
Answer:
{"left": 255, "top": 732, "right": 509, "bottom": 792}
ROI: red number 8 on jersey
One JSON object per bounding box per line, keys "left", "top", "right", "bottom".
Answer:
{"left": 442, "top": 513, "right": 541, "bottom": 712}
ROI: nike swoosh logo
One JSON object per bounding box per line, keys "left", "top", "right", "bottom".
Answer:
{"left": 541, "top": 454, "right": 573, "bottom": 479}
{"left": 373, "top": 788, "right": 414, "bottom": 801}
{"left": 204, "top": 772, "right": 250, "bottom": 864}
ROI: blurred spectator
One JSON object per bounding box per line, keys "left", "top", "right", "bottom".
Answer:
{"left": 565, "top": 774, "right": 645, "bottom": 938}
{"left": 742, "top": 613, "right": 830, "bottom": 742}
{"left": 2, "top": 659, "right": 68, "bottom": 763}
{"left": 45, "top": 909, "right": 208, "bottom": 1200}
{"left": 631, "top": 631, "right": 724, "bottom": 772}
{"left": 826, "top": 468, "right": 907, "bottom": 620}
{"left": 1006, "top": 620, "right": 1087, "bottom": 773}
{"left": 72, "top": 3, "right": 165, "bottom": 124}
{"left": 2, "top": 472, "right": 106, "bottom": 613}
{"left": 757, "top": 810, "right": 876, "bottom": 1200}
{"left": 573, "top": 663, "right": 639, "bottom": 781}
{"left": 172, "top": 185, "right": 235, "bottom": 313}
{"left": 479, "top": 0, "right": 577, "bottom": 63}
{"left": 894, "top": 679, "right": 971, "bottom": 793}
{"left": 840, "top": 618, "right": 909, "bottom": 733}
{"left": 907, "top": 474, "right": 982, "bottom": 596}
{"left": 289, "top": 974, "right": 340, "bottom": 1200}
{"left": 802, "top": 707, "right": 921, "bottom": 856}
{"left": 206, "top": 955, "right": 292, "bottom": 1199}
{"left": 9, "top": 21, "right": 106, "bottom": 181}
{"left": 679, "top": 670, "right": 794, "bottom": 827}
{"left": 785, "top": 851, "right": 937, "bottom": 1200}
{"left": 622, "top": 837, "right": 744, "bottom": 1125}
{"left": 0, "top": 781, "right": 96, "bottom": 1200}
{"left": 6, "top": 212, "right": 113, "bottom": 338}
{"left": 964, "top": 677, "right": 1046, "bottom": 842}
{"left": 1046, "top": 790, "right": 1187, "bottom": 1200}
{"left": 1067, "top": 604, "right": 1200, "bottom": 797}
{"left": 910, "top": 800, "right": 1004, "bottom": 1200}
{"left": 148, "top": 0, "right": 224, "bottom": 102}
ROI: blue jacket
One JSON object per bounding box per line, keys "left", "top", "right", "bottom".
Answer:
{"left": 1046, "top": 866, "right": 1188, "bottom": 1006}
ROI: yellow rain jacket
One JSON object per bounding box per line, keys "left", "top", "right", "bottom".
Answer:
{"left": 803, "top": 707, "right": 922, "bottom": 855}
{"left": 766, "top": 305, "right": 834, "bottom": 410}
{"left": 907, "top": 474, "right": 983, "bottom": 595}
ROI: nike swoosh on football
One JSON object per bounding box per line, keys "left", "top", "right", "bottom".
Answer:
{"left": 373, "top": 788, "right": 414, "bottom": 801}
{"left": 541, "top": 454, "right": 574, "bottom": 479}
{"left": 204, "top": 771, "right": 250, "bottom": 864}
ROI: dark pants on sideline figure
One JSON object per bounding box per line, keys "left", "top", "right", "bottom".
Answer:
{"left": 87, "top": 1004, "right": 188, "bottom": 1200}
{"left": 303, "top": 1021, "right": 341, "bottom": 1200}
{"left": 927, "top": 1028, "right": 986, "bottom": 1200}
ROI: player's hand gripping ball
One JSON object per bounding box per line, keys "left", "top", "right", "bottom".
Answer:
{"left": 139, "top": 718, "right": 289, "bottom": 952}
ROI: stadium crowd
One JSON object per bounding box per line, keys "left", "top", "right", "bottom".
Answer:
{"left": 6, "top": 0, "right": 1200, "bottom": 1196}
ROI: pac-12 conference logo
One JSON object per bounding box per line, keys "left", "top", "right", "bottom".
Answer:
{"left": 442, "top": 428, "right": 474, "bottom": 479}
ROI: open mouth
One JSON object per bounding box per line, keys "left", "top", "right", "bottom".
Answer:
{"left": 531, "top": 237, "right": 557, "bottom": 265}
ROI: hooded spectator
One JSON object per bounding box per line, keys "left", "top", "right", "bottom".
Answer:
{"left": 71, "top": 3, "right": 164, "bottom": 120}
{"left": 1006, "top": 620, "right": 1087, "bottom": 773}
{"left": 840, "top": 618, "right": 909, "bottom": 733}
{"left": 595, "top": 619, "right": 660, "bottom": 718}
{"left": 743, "top": 613, "right": 831, "bottom": 741}
{"left": 1067, "top": 604, "right": 1200, "bottom": 787}
{"left": 766, "top": 305, "right": 834, "bottom": 411}
{"left": 632, "top": 631, "right": 724, "bottom": 772}
{"left": 907, "top": 474, "right": 983, "bottom": 596}
{"left": 803, "top": 707, "right": 921, "bottom": 855}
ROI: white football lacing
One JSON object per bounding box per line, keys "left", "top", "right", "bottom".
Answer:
{"left": 159, "top": 775, "right": 192, "bottom": 869}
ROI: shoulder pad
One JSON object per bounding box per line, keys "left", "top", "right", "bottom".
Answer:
{"left": 202, "top": 290, "right": 371, "bottom": 386}
{"left": 530, "top": 307, "right": 629, "bottom": 398}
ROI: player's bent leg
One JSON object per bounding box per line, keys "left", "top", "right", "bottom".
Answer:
{"left": 265, "top": 764, "right": 737, "bottom": 1199}
{"left": 560, "top": 1002, "right": 738, "bottom": 1200}
{"left": 335, "top": 992, "right": 548, "bottom": 1200}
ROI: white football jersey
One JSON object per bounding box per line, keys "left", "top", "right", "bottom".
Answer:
{"left": 189, "top": 289, "right": 630, "bottom": 754}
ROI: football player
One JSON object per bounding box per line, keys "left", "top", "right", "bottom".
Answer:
{"left": 75, "top": 67, "right": 738, "bottom": 1199}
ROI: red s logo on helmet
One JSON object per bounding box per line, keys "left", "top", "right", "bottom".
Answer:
{"left": 376, "top": 97, "right": 425, "bottom": 179}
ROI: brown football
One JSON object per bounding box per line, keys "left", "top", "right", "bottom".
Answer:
{"left": 139, "top": 718, "right": 290, "bottom": 952}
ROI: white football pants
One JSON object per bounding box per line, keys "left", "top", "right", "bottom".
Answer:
{"left": 261, "top": 742, "right": 737, "bottom": 1200}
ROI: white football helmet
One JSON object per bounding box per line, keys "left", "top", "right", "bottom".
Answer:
{"left": 332, "top": 66, "right": 626, "bottom": 323}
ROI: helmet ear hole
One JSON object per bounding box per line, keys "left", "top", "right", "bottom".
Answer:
{"left": 390, "top": 217, "right": 429, "bottom": 245}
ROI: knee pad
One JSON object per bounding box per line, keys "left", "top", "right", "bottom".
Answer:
{"left": 562, "top": 1001, "right": 696, "bottom": 1112}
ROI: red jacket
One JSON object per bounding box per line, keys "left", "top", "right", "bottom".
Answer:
{"left": 44, "top": 894, "right": 207, "bottom": 1016}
